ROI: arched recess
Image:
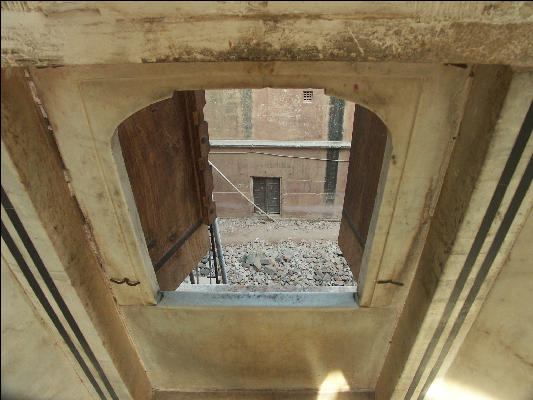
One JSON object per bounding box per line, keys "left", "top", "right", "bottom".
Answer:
{"left": 29, "top": 61, "right": 466, "bottom": 307}
{"left": 116, "top": 90, "right": 216, "bottom": 290}
{"left": 338, "top": 104, "right": 391, "bottom": 289}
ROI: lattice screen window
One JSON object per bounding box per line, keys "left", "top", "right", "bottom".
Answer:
{"left": 303, "top": 90, "right": 313, "bottom": 103}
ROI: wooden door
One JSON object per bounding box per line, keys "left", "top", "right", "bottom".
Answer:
{"left": 118, "top": 91, "right": 216, "bottom": 290}
{"left": 265, "top": 178, "right": 281, "bottom": 214}
{"left": 338, "top": 104, "right": 389, "bottom": 282}
{"left": 253, "top": 177, "right": 267, "bottom": 214}
{"left": 253, "top": 177, "right": 280, "bottom": 215}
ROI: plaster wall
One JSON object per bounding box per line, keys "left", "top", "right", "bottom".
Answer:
{"left": 16, "top": 62, "right": 470, "bottom": 397}
{"left": 1, "top": 68, "right": 150, "bottom": 400}
{"left": 205, "top": 89, "right": 355, "bottom": 142}
{"left": 2, "top": 3, "right": 533, "bottom": 400}
{"left": 122, "top": 304, "right": 391, "bottom": 394}
{"left": 430, "top": 208, "right": 533, "bottom": 400}
{"left": 2, "top": 2, "right": 532, "bottom": 67}
{"left": 210, "top": 147, "right": 350, "bottom": 218}
{"left": 205, "top": 88, "right": 354, "bottom": 218}
{"left": 379, "top": 68, "right": 533, "bottom": 400}
{"left": 1, "top": 256, "right": 95, "bottom": 400}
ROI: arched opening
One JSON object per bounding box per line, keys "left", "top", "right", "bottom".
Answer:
{"left": 115, "top": 88, "right": 390, "bottom": 296}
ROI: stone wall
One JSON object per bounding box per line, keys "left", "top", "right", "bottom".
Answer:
{"left": 205, "top": 89, "right": 354, "bottom": 218}
{"left": 209, "top": 146, "right": 350, "bottom": 219}
{"left": 205, "top": 89, "right": 355, "bottom": 141}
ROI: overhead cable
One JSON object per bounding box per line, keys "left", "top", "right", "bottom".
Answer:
{"left": 210, "top": 150, "right": 349, "bottom": 162}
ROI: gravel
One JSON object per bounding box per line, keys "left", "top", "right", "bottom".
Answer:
{"left": 217, "top": 217, "right": 341, "bottom": 235}
{"left": 192, "top": 237, "right": 356, "bottom": 288}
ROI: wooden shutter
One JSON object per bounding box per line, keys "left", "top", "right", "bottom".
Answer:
{"left": 338, "top": 104, "right": 388, "bottom": 282}
{"left": 253, "top": 177, "right": 266, "bottom": 214}
{"left": 118, "top": 91, "right": 216, "bottom": 290}
{"left": 265, "top": 178, "right": 281, "bottom": 214}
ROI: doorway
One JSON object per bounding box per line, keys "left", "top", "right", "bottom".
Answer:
{"left": 252, "top": 177, "right": 281, "bottom": 215}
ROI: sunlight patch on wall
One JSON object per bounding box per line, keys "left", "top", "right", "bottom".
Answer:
{"left": 427, "top": 378, "right": 495, "bottom": 400}
{"left": 316, "top": 370, "right": 350, "bottom": 399}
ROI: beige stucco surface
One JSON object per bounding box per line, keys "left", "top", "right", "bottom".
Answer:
{"left": 385, "top": 69, "right": 533, "bottom": 400}
{"left": 2, "top": 2, "right": 532, "bottom": 67}
{"left": 205, "top": 89, "right": 355, "bottom": 142}
{"left": 209, "top": 147, "right": 350, "bottom": 218}
{"left": 431, "top": 209, "right": 533, "bottom": 400}
{"left": 1, "top": 256, "right": 95, "bottom": 400}
{"left": 27, "top": 61, "right": 470, "bottom": 310}
{"left": 15, "top": 61, "right": 469, "bottom": 395}
{"left": 2, "top": 4, "right": 532, "bottom": 399}
{"left": 121, "top": 304, "right": 392, "bottom": 392}
{"left": 205, "top": 88, "right": 354, "bottom": 219}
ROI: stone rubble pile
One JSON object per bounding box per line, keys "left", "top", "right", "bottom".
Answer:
{"left": 218, "top": 218, "right": 337, "bottom": 235}
{"left": 194, "top": 239, "right": 355, "bottom": 287}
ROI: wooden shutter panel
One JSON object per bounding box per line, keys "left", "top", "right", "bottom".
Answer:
{"left": 338, "top": 104, "right": 388, "bottom": 282}
{"left": 265, "top": 178, "right": 281, "bottom": 214}
{"left": 118, "top": 90, "right": 215, "bottom": 290}
{"left": 253, "top": 177, "right": 266, "bottom": 214}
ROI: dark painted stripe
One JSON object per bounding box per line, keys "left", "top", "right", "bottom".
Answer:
{"left": 324, "top": 97, "right": 345, "bottom": 204}
{"left": 328, "top": 97, "right": 346, "bottom": 142}
{"left": 1, "top": 220, "right": 107, "bottom": 400}
{"left": 240, "top": 89, "right": 253, "bottom": 139}
{"left": 419, "top": 154, "right": 533, "bottom": 398}
{"left": 1, "top": 188, "right": 118, "bottom": 400}
{"left": 342, "top": 208, "right": 365, "bottom": 249}
{"left": 324, "top": 148, "right": 340, "bottom": 204}
{"left": 405, "top": 101, "right": 533, "bottom": 399}
{"left": 154, "top": 219, "right": 203, "bottom": 273}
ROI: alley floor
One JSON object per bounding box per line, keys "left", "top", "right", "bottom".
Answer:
{"left": 185, "top": 218, "right": 356, "bottom": 287}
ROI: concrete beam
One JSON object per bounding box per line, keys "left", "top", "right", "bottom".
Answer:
{"left": 210, "top": 140, "right": 351, "bottom": 149}
{"left": 159, "top": 289, "right": 358, "bottom": 309}
{"left": 1, "top": 2, "right": 533, "bottom": 67}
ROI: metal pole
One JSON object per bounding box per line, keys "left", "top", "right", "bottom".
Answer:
{"left": 209, "top": 224, "right": 220, "bottom": 284}
{"left": 208, "top": 247, "right": 212, "bottom": 285}
{"left": 213, "top": 218, "right": 228, "bottom": 284}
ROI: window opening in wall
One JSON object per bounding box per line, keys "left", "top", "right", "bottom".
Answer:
{"left": 115, "top": 88, "right": 390, "bottom": 295}
{"left": 184, "top": 89, "right": 389, "bottom": 292}
{"left": 303, "top": 90, "right": 313, "bottom": 103}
